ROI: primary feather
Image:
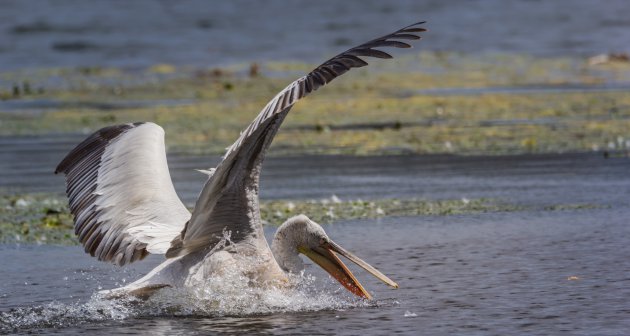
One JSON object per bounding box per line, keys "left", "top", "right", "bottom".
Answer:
{"left": 56, "top": 122, "right": 190, "bottom": 266}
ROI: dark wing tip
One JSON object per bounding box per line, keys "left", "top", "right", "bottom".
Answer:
{"left": 55, "top": 121, "right": 150, "bottom": 267}
{"left": 402, "top": 21, "right": 427, "bottom": 29}
{"left": 304, "top": 20, "right": 426, "bottom": 94}
{"left": 55, "top": 122, "right": 145, "bottom": 175}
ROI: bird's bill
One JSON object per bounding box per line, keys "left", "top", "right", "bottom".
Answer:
{"left": 298, "top": 240, "right": 398, "bottom": 299}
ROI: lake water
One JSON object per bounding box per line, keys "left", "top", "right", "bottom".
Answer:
{"left": 1, "top": 137, "right": 629, "bottom": 334}
{"left": 2, "top": 209, "right": 630, "bottom": 335}
{"left": 1, "top": 1, "right": 630, "bottom": 333}
{"left": 1, "top": 134, "right": 629, "bottom": 207}
{"left": 1, "top": 0, "right": 629, "bottom": 70}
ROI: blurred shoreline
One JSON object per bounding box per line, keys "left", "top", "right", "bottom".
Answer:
{"left": 1, "top": 0, "right": 629, "bottom": 71}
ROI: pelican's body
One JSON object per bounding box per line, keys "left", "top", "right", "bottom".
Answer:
{"left": 117, "top": 229, "right": 286, "bottom": 293}
{"left": 56, "top": 22, "right": 426, "bottom": 299}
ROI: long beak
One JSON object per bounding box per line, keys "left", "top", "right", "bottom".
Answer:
{"left": 298, "top": 240, "right": 398, "bottom": 299}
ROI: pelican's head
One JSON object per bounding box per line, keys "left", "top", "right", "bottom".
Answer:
{"left": 271, "top": 214, "right": 398, "bottom": 299}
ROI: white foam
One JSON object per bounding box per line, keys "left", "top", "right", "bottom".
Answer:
{"left": 404, "top": 310, "right": 418, "bottom": 317}
{"left": 0, "top": 272, "right": 369, "bottom": 333}
{"left": 0, "top": 296, "right": 134, "bottom": 332}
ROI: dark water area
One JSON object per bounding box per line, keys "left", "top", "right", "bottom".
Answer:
{"left": 1, "top": 134, "right": 629, "bottom": 208}
{"left": 1, "top": 0, "right": 629, "bottom": 71}
{"left": 2, "top": 135, "right": 630, "bottom": 334}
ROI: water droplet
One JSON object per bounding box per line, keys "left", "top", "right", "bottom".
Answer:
{"left": 404, "top": 310, "right": 418, "bottom": 317}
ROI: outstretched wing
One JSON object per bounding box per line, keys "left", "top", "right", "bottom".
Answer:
{"left": 166, "top": 22, "right": 427, "bottom": 258}
{"left": 225, "top": 21, "right": 426, "bottom": 157}
{"left": 56, "top": 122, "right": 191, "bottom": 266}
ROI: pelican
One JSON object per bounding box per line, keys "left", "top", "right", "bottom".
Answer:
{"left": 55, "top": 22, "right": 426, "bottom": 300}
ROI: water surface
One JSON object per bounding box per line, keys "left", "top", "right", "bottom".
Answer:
{"left": 2, "top": 208, "right": 629, "bottom": 335}
{"left": 1, "top": 0, "right": 629, "bottom": 70}
{"left": 1, "top": 141, "right": 629, "bottom": 334}
{"left": 2, "top": 134, "right": 629, "bottom": 208}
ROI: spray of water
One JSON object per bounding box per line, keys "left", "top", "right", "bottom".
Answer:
{"left": 0, "top": 267, "right": 371, "bottom": 333}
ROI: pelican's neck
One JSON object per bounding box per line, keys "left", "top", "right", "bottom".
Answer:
{"left": 271, "top": 215, "right": 312, "bottom": 273}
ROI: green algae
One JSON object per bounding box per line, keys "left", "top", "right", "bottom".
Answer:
{"left": 0, "top": 194, "right": 75, "bottom": 245}
{"left": 259, "top": 197, "right": 523, "bottom": 225}
{"left": 0, "top": 193, "right": 606, "bottom": 246}
{"left": 2, "top": 52, "right": 630, "bottom": 155}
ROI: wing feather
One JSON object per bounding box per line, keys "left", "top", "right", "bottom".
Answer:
{"left": 166, "top": 21, "right": 427, "bottom": 258}
{"left": 56, "top": 122, "right": 191, "bottom": 266}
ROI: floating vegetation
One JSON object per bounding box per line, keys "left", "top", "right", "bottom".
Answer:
{"left": 259, "top": 197, "right": 523, "bottom": 225}
{"left": 1, "top": 52, "right": 630, "bottom": 155}
{"left": 0, "top": 194, "right": 75, "bottom": 245}
{"left": 0, "top": 193, "right": 606, "bottom": 246}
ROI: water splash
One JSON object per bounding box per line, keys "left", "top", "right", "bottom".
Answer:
{"left": 0, "top": 272, "right": 368, "bottom": 333}
{"left": 404, "top": 310, "right": 418, "bottom": 317}
{"left": 144, "top": 277, "right": 359, "bottom": 317}
{"left": 0, "top": 296, "right": 135, "bottom": 333}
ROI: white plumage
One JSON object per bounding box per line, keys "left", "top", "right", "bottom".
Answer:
{"left": 56, "top": 122, "right": 190, "bottom": 265}
{"left": 57, "top": 21, "right": 425, "bottom": 298}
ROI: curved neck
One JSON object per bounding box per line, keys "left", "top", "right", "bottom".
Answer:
{"left": 271, "top": 216, "right": 309, "bottom": 273}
